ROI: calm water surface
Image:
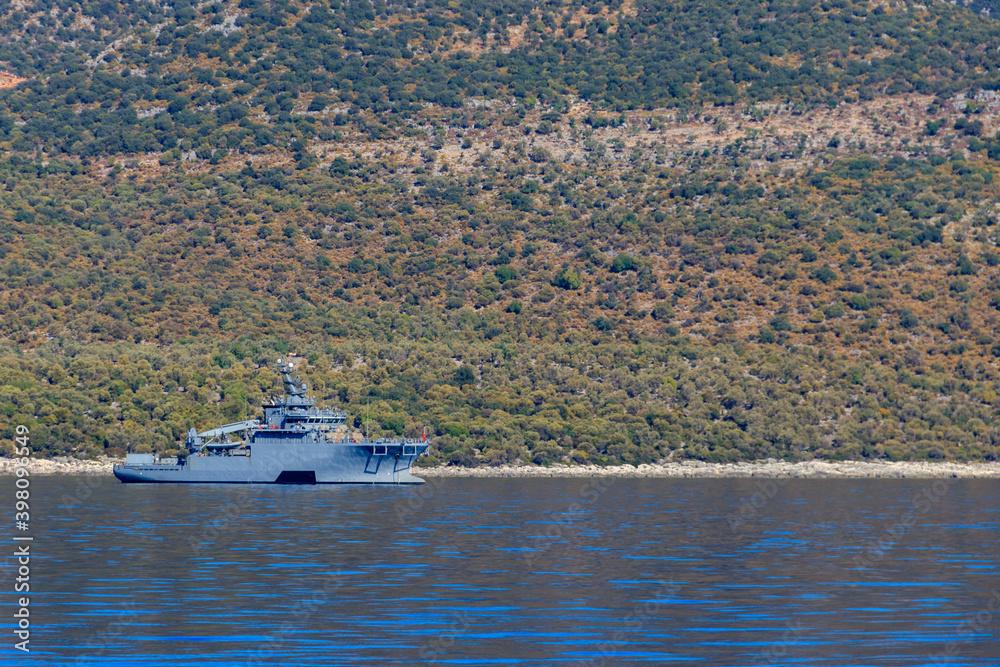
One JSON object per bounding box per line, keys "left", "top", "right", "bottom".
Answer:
{"left": 6, "top": 475, "right": 999, "bottom": 666}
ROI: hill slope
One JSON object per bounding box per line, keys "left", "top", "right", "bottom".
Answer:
{"left": 1, "top": 0, "right": 999, "bottom": 465}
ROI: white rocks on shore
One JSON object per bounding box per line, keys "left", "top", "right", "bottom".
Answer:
{"left": 1, "top": 457, "right": 997, "bottom": 479}
{"left": 0, "top": 456, "right": 122, "bottom": 476}
{"left": 417, "top": 460, "right": 1000, "bottom": 479}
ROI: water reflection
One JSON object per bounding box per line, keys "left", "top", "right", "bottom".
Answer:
{"left": 20, "top": 476, "right": 1000, "bottom": 666}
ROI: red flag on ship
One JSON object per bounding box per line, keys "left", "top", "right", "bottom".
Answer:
{"left": 422, "top": 426, "right": 426, "bottom": 443}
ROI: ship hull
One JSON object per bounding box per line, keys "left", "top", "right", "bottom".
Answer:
{"left": 114, "top": 441, "right": 426, "bottom": 484}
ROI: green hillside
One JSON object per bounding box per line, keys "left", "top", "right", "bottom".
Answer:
{"left": 1, "top": 0, "right": 999, "bottom": 465}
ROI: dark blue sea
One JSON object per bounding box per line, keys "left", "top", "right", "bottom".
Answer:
{"left": 5, "top": 475, "right": 999, "bottom": 666}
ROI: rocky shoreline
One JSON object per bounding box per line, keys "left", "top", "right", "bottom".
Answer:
{"left": 417, "top": 460, "right": 1000, "bottom": 479}
{"left": 0, "top": 456, "right": 122, "bottom": 476}
{"left": 1, "top": 456, "right": 998, "bottom": 478}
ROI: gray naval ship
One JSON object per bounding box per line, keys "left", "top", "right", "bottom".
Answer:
{"left": 113, "top": 359, "right": 428, "bottom": 484}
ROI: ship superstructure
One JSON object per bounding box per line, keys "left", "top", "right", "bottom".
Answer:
{"left": 113, "top": 359, "right": 428, "bottom": 484}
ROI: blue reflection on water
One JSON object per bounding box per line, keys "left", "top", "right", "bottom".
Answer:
{"left": 9, "top": 477, "right": 1000, "bottom": 666}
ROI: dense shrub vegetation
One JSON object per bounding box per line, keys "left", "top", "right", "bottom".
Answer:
{"left": 1, "top": 0, "right": 999, "bottom": 464}
{"left": 3, "top": 0, "right": 1000, "bottom": 157}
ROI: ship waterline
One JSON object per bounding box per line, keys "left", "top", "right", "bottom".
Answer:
{"left": 112, "top": 440, "right": 426, "bottom": 484}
